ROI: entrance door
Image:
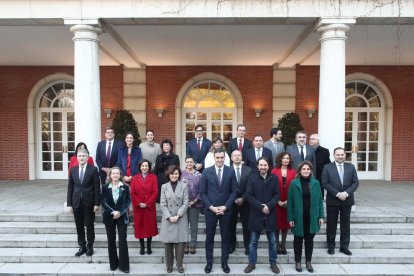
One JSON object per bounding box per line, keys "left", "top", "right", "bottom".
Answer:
{"left": 344, "top": 81, "right": 384, "bottom": 179}
{"left": 37, "top": 81, "right": 75, "bottom": 179}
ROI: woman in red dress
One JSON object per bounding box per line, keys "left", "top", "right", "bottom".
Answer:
{"left": 130, "top": 159, "right": 158, "bottom": 255}
{"left": 68, "top": 142, "right": 94, "bottom": 174}
{"left": 271, "top": 152, "right": 296, "bottom": 254}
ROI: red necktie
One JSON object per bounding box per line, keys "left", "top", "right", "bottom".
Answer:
{"left": 238, "top": 139, "right": 243, "bottom": 151}
{"left": 197, "top": 139, "right": 201, "bottom": 153}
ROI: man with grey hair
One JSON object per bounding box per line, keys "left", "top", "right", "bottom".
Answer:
{"left": 309, "top": 133, "right": 331, "bottom": 197}
{"left": 286, "top": 131, "right": 316, "bottom": 174}
{"left": 67, "top": 148, "right": 101, "bottom": 257}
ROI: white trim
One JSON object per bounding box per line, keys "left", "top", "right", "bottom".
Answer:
{"left": 346, "top": 73, "right": 393, "bottom": 181}
{"left": 27, "top": 73, "right": 74, "bottom": 180}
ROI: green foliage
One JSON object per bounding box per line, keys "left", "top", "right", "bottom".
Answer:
{"left": 278, "top": 112, "right": 304, "bottom": 147}
{"left": 112, "top": 110, "right": 141, "bottom": 146}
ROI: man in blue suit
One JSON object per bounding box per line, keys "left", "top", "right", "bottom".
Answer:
{"left": 245, "top": 135, "right": 273, "bottom": 170}
{"left": 286, "top": 131, "right": 316, "bottom": 174}
{"left": 96, "top": 127, "right": 123, "bottom": 184}
{"left": 186, "top": 124, "right": 211, "bottom": 172}
{"left": 200, "top": 149, "right": 238, "bottom": 274}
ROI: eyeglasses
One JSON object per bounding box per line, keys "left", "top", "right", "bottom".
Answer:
{"left": 195, "top": 129, "right": 203, "bottom": 132}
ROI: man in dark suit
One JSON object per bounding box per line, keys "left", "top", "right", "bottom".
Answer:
{"left": 227, "top": 124, "right": 252, "bottom": 164}
{"left": 245, "top": 135, "right": 273, "bottom": 170}
{"left": 200, "top": 149, "right": 238, "bottom": 274}
{"left": 322, "top": 147, "right": 359, "bottom": 256}
{"left": 229, "top": 150, "right": 252, "bottom": 255}
{"left": 96, "top": 127, "right": 123, "bottom": 184}
{"left": 244, "top": 157, "right": 280, "bottom": 274}
{"left": 186, "top": 124, "right": 211, "bottom": 172}
{"left": 309, "top": 133, "right": 331, "bottom": 197}
{"left": 286, "top": 131, "right": 316, "bottom": 174}
{"left": 67, "top": 148, "right": 101, "bottom": 257}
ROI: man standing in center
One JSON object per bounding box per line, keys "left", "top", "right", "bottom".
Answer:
{"left": 264, "top": 127, "right": 285, "bottom": 168}
{"left": 227, "top": 124, "right": 252, "bottom": 164}
{"left": 186, "top": 125, "right": 211, "bottom": 173}
{"left": 244, "top": 157, "right": 280, "bottom": 274}
{"left": 200, "top": 149, "right": 238, "bottom": 274}
{"left": 245, "top": 135, "right": 273, "bottom": 170}
{"left": 96, "top": 127, "right": 123, "bottom": 184}
{"left": 287, "top": 131, "right": 316, "bottom": 174}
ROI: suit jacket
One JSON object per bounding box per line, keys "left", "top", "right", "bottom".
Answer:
{"left": 234, "top": 164, "right": 252, "bottom": 200}
{"left": 314, "top": 146, "right": 331, "bottom": 183}
{"left": 96, "top": 139, "right": 123, "bottom": 170}
{"left": 322, "top": 162, "right": 359, "bottom": 206}
{"left": 245, "top": 171, "right": 280, "bottom": 232}
{"left": 245, "top": 147, "right": 273, "bottom": 170}
{"left": 227, "top": 137, "right": 252, "bottom": 163}
{"left": 263, "top": 140, "right": 285, "bottom": 167}
{"left": 117, "top": 146, "right": 142, "bottom": 177}
{"left": 199, "top": 165, "right": 238, "bottom": 216}
{"left": 159, "top": 181, "right": 189, "bottom": 243}
{"left": 286, "top": 144, "right": 316, "bottom": 174}
{"left": 67, "top": 164, "right": 101, "bottom": 208}
{"left": 101, "top": 182, "right": 131, "bottom": 226}
{"left": 186, "top": 138, "right": 211, "bottom": 169}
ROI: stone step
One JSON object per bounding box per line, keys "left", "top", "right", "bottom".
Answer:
{"left": 0, "top": 248, "right": 414, "bottom": 265}
{"left": 1, "top": 262, "right": 414, "bottom": 275}
{"left": 1, "top": 234, "right": 414, "bottom": 249}
{"left": 2, "top": 221, "right": 414, "bottom": 235}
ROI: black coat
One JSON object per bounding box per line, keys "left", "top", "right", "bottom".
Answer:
{"left": 245, "top": 147, "right": 273, "bottom": 171}
{"left": 154, "top": 153, "right": 181, "bottom": 186}
{"left": 314, "top": 146, "right": 331, "bottom": 183}
{"left": 245, "top": 171, "right": 280, "bottom": 232}
{"left": 227, "top": 138, "right": 252, "bottom": 163}
{"left": 101, "top": 183, "right": 131, "bottom": 226}
{"left": 67, "top": 164, "right": 101, "bottom": 208}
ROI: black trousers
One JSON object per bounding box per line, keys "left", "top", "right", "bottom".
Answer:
{"left": 105, "top": 222, "right": 129, "bottom": 271}
{"left": 326, "top": 204, "right": 352, "bottom": 249}
{"left": 73, "top": 200, "right": 95, "bottom": 248}
{"left": 293, "top": 209, "right": 315, "bottom": 262}
{"left": 230, "top": 203, "right": 250, "bottom": 251}
{"left": 205, "top": 213, "right": 232, "bottom": 263}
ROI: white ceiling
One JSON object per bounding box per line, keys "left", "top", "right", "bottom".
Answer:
{"left": 0, "top": 23, "right": 413, "bottom": 67}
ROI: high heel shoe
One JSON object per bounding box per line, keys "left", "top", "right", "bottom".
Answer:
{"left": 295, "top": 262, "right": 302, "bottom": 272}
{"left": 306, "top": 261, "right": 314, "bottom": 273}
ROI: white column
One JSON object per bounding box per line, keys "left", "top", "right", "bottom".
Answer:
{"left": 70, "top": 24, "right": 102, "bottom": 159}
{"left": 317, "top": 20, "right": 353, "bottom": 155}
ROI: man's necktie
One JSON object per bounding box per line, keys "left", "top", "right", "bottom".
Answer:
{"left": 197, "top": 139, "right": 201, "bottom": 153}
{"left": 236, "top": 167, "right": 241, "bottom": 184}
{"left": 338, "top": 164, "right": 344, "bottom": 186}
{"left": 80, "top": 166, "right": 85, "bottom": 183}
{"left": 300, "top": 146, "right": 304, "bottom": 161}
{"left": 106, "top": 141, "right": 112, "bottom": 167}
{"left": 256, "top": 149, "right": 261, "bottom": 160}
{"left": 217, "top": 168, "right": 222, "bottom": 186}
{"left": 238, "top": 139, "right": 243, "bottom": 151}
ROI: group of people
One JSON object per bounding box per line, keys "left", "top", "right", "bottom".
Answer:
{"left": 66, "top": 124, "right": 359, "bottom": 274}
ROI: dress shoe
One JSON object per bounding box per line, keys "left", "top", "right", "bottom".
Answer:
{"left": 86, "top": 247, "right": 94, "bottom": 256}
{"left": 277, "top": 249, "right": 283, "bottom": 254}
{"left": 243, "top": 263, "right": 256, "bottom": 273}
{"left": 306, "top": 261, "right": 314, "bottom": 273}
{"left": 110, "top": 265, "right": 118, "bottom": 271}
{"left": 221, "top": 262, "right": 230, "bottom": 273}
{"left": 270, "top": 262, "right": 280, "bottom": 274}
{"left": 340, "top": 248, "right": 352, "bottom": 256}
{"left": 146, "top": 247, "right": 152, "bottom": 255}
{"left": 166, "top": 267, "right": 173, "bottom": 273}
{"left": 229, "top": 247, "right": 235, "bottom": 254}
{"left": 184, "top": 244, "right": 189, "bottom": 254}
{"left": 204, "top": 262, "right": 212, "bottom": 273}
{"left": 140, "top": 247, "right": 145, "bottom": 255}
{"left": 178, "top": 266, "right": 184, "bottom": 273}
{"left": 121, "top": 269, "right": 129, "bottom": 274}
{"left": 327, "top": 248, "right": 335, "bottom": 255}
{"left": 190, "top": 246, "right": 196, "bottom": 254}
{"left": 75, "top": 247, "right": 87, "bottom": 257}
{"left": 295, "top": 262, "right": 302, "bottom": 272}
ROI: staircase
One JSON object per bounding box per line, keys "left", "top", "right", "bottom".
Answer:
{"left": 1, "top": 207, "right": 414, "bottom": 275}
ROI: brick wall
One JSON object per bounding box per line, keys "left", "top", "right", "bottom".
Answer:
{"left": 146, "top": 66, "right": 273, "bottom": 144}
{"left": 296, "top": 65, "right": 414, "bottom": 180}
{"left": 0, "top": 66, "right": 123, "bottom": 180}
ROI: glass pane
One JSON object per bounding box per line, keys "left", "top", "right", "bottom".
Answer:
{"left": 345, "top": 155, "right": 352, "bottom": 162}
{"left": 68, "top": 152, "right": 76, "bottom": 161}
{"left": 39, "top": 97, "right": 51, "bottom": 108}
{"left": 369, "top": 152, "right": 378, "bottom": 161}
{"left": 42, "top": 152, "right": 51, "bottom": 161}
{"left": 364, "top": 87, "right": 378, "bottom": 100}
{"left": 370, "top": 122, "right": 379, "bottom": 131}
{"left": 212, "top": 123, "right": 221, "bottom": 131}
{"left": 42, "top": 121, "right": 50, "bottom": 132}
{"left": 344, "top": 142, "right": 352, "bottom": 151}
{"left": 186, "top": 112, "right": 196, "bottom": 119}
{"left": 345, "top": 83, "right": 355, "bottom": 96}
{"left": 54, "top": 162, "right": 63, "bottom": 171}
{"left": 358, "top": 112, "right": 367, "bottom": 121}
{"left": 223, "top": 132, "right": 232, "bottom": 142}
{"left": 345, "top": 132, "right": 352, "bottom": 141}
{"left": 41, "top": 112, "right": 50, "bottom": 122}
{"left": 211, "top": 132, "right": 221, "bottom": 140}
{"left": 345, "top": 122, "right": 352, "bottom": 131}
{"left": 54, "top": 142, "right": 62, "bottom": 152}
{"left": 369, "top": 132, "right": 378, "bottom": 141}
{"left": 42, "top": 162, "right": 51, "bottom": 171}
{"left": 67, "top": 112, "right": 74, "bottom": 121}
{"left": 369, "top": 143, "right": 378, "bottom": 151}
{"left": 368, "top": 163, "right": 378, "bottom": 171}
{"left": 186, "top": 123, "right": 195, "bottom": 131}
{"left": 197, "top": 112, "right": 207, "bottom": 120}
{"left": 346, "top": 96, "right": 367, "bottom": 107}
{"left": 183, "top": 97, "right": 196, "bottom": 108}
{"left": 53, "top": 112, "right": 62, "bottom": 121}
{"left": 357, "top": 152, "right": 366, "bottom": 162}
{"left": 53, "top": 122, "right": 62, "bottom": 131}
{"left": 53, "top": 83, "right": 64, "bottom": 96}
{"left": 356, "top": 82, "right": 368, "bottom": 95}
{"left": 358, "top": 122, "right": 367, "bottom": 131}
{"left": 42, "top": 87, "right": 56, "bottom": 101}
{"left": 53, "top": 132, "right": 62, "bottom": 141}
{"left": 358, "top": 142, "right": 366, "bottom": 151}
{"left": 223, "top": 124, "right": 232, "bottom": 132}
{"left": 186, "top": 133, "right": 193, "bottom": 141}
{"left": 54, "top": 152, "right": 63, "bottom": 162}
{"left": 199, "top": 97, "right": 221, "bottom": 108}
{"left": 53, "top": 96, "right": 74, "bottom": 108}
{"left": 370, "top": 112, "right": 379, "bottom": 121}
{"left": 42, "top": 132, "right": 51, "bottom": 141}
{"left": 345, "top": 112, "right": 353, "bottom": 121}
{"left": 68, "top": 142, "right": 75, "bottom": 152}
{"left": 357, "top": 132, "right": 366, "bottom": 141}
{"left": 67, "top": 122, "right": 75, "bottom": 132}
{"left": 357, "top": 162, "right": 366, "bottom": 171}
{"left": 369, "top": 97, "right": 381, "bottom": 107}
{"left": 42, "top": 142, "right": 51, "bottom": 151}
{"left": 223, "top": 112, "right": 233, "bottom": 120}
{"left": 67, "top": 132, "right": 75, "bottom": 142}
{"left": 212, "top": 112, "right": 221, "bottom": 120}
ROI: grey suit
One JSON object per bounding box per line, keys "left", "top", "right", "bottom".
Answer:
{"left": 263, "top": 140, "right": 285, "bottom": 167}
{"left": 286, "top": 144, "right": 316, "bottom": 174}
{"left": 322, "top": 162, "right": 359, "bottom": 250}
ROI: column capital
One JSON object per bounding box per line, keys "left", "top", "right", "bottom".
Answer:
{"left": 69, "top": 24, "right": 102, "bottom": 43}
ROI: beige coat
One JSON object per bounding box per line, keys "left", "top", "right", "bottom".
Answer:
{"left": 159, "top": 181, "right": 189, "bottom": 243}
